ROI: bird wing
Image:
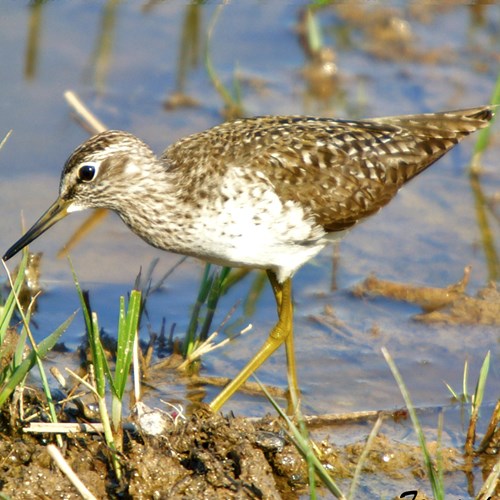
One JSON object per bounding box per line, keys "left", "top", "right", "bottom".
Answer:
{"left": 164, "top": 107, "right": 493, "bottom": 233}
{"left": 228, "top": 116, "right": 438, "bottom": 232}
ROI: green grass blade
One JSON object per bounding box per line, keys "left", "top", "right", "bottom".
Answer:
{"left": 0, "top": 312, "right": 75, "bottom": 407}
{"left": 444, "top": 359, "right": 468, "bottom": 402}
{"left": 256, "top": 377, "right": 346, "bottom": 499}
{"left": 113, "top": 295, "right": 127, "bottom": 397}
{"left": 204, "top": 4, "right": 244, "bottom": 117}
{"left": 12, "top": 326, "right": 28, "bottom": 374}
{"left": 444, "top": 381, "right": 459, "bottom": 401}
{"left": 348, "top": 415, "right": 383, "bottom": 500}
{"left": 469, "top": 173, "right": 500, "bottom": 280}
{"left": 84, "top": 307, "right": 119, "bottom": 467}
{"left": 69, "top": 258, "right": 93, "bottom": 337}
{"left": 436, "top": 411, "right": 444, "bottom": 493}
{"left": 89, "top": 312, "right": 107, "bottom": 397}
{"left": 114, "top": 290, "right": 141, "bottom": 399}
{"left": 466, "top": 351, "right": 490, "bottom": 454}
{"left": 472, "top": 351, "right": 490, "bottom": 412}
{"left": 382, "top": 347, "right": 445, "bottom": 500}
{"left": 69, "top": 259, "right": 112, "bottom": 395}
{"left": 0, "top": 251, "right": 28, "bottom": 341}
{"left": 199, "top": 266, "right": 230, "bottom": 342}
{"left": 184, "top": 263, "right": 213, "bottom": 357}
{"left": 305, "top": 7, "right": 323, "bottom": 54}
{"left": 463, "top": 359, "right": 469, "bottom": 402}
{"left": 111, "top": 289, "right": 141, "bottom": 448}
{"left": 471, "top": 74, "right": 500, "bottom": 167}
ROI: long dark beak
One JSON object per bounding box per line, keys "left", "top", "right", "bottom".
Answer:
{"left": 3, "top": 197, "right": 71, "bottom": 261}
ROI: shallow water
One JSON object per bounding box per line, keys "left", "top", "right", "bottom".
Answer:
{"left": 0, "top": 0, "right": 499, "bottom": 461}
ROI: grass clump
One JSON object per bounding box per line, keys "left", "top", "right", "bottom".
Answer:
{"left": 70, "top": 262, "right": 141, "bottom": 478}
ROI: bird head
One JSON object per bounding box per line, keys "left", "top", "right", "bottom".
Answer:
{"left": 3, "top": 130, "right": 156, "bottom": 261}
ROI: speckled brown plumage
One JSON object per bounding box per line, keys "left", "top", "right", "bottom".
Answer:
{"left": 166, "top": 108, "right": 493, "bottom": 234}
{"left": 3, "top": 105, "right": 494, "bottom": 412}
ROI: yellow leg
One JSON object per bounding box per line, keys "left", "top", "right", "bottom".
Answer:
{"left": 285, "top": 322, "right": 300, "bottom": 413}
{"left": 267, "top": 270, "right": 283, "bottom": 310}
{"left": 209, "top": 272, "right": 298, "bottom": 412}
{"left": 267, "top": 271, "right": 300, "bottom": 410}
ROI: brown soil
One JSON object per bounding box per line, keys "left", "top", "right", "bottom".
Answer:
{"left": 1, "top": 395, "right": 499, "bottom": 499}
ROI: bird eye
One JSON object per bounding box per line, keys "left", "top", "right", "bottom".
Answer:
{"left": 78, "top": 164, "right": 97, "bottom": 182}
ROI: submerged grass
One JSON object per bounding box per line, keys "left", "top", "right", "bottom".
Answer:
{"left": 205, "top": 4, "right": 244, "bottom": 119}
{"left": 469, "top": 72, "right": 500, "bottom": 280}
{"left": 183, "top": 264, "right": 231, "bottom": 359}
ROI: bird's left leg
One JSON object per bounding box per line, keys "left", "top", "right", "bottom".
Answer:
{"left": 209, "top": 272, "right": 297, "bottom": 412}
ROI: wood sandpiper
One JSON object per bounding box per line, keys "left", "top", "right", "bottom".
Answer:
{"left": 3, "top": 106, "right": 494, "bottom": 411}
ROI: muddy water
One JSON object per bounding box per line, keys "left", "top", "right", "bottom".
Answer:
{"left": 0, "top": 1, "right": 499, "bottom": 434}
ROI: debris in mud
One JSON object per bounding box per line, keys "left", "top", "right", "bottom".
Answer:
{"left": 1, "top": 389, "right": 499, "bottom": 498}
{"left": 0, "top": 400, "right": 309, "bottom": 499}
{"left": 353, "top": 266, "right": 500, "bottom": 324}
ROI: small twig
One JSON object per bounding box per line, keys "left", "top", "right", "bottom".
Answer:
{"left": 65, "top": 367, "right": 99, "bottom": 396}
{"left": 64, "top": 90, "right": 107, "bottom": 134}
{"left": 59, "top": 91, "right": 109, "bottom": 255}
{"left": 243, "top": 409, "right": 383, "bottom": 425}
{"left": 178, "top": 323, "right": 252, "bottom": 370}
{"left": 26, "top": 421, "right": 136, "bottom": 435}
{"left": 57, "top": 208, "right": 108, "bottom": 258}
{"left": 26, "top": 422, "right": 105, "bottom": 434}
{"left": 0, "top": 129, "right": 12, "bottom": 150}
{"left": 191, "top": 374, "right": 287, "bottom": 399}
{"left": 47, "top": 444, "right": 97, "bottom": 500}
